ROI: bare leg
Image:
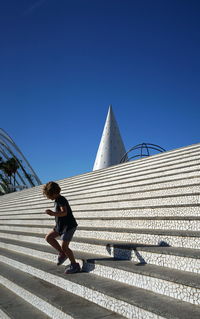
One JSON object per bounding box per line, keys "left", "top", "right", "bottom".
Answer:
{"left": 61, "top": 241, "right": 76, "bottom": 264}
{"left": 45, "top": 230, "right": 63, "bottom": 254}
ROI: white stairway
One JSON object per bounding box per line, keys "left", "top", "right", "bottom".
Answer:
{"left": 0, "top": 143, "right": 200, "bottom": 319}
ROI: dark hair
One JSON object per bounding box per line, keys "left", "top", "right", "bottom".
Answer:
{"left": 43, "top": 181, "right": 61, "bottom": 197}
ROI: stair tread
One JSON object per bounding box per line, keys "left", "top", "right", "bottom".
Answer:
{"left": 1, "top": 143, "right": 200, "bottom": 319}
{"left": 1, "top": 238, "right": 200, "bottom": 288}
{"left": 0, "top": 284, "right": 49, "bottom": 319}
{"left": 1, "top": 225, "right": 200, "bottom": 237}
{"left": 2, "top": 216, "right": 200, "bottom": 220}
{"left": 0, "top": 201, "right": 199, "bottom": 214}
{"left": 0, "top": 260, "right": 123, "bottom": 319}
{"left": 1, "top": 178, "right": 200, "bottom": 210}
{"left": 1, "top": 231, "right": 200, "bottom": 258}
{"left": 1, "top": 248, "right": 200, "bottom": 319}
{"left": 77, "top": 227, "right": 200, "bottom": 237}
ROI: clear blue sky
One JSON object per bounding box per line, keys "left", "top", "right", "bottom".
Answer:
{"left": 1, "top": 0, "right": 200, "bottom": 183}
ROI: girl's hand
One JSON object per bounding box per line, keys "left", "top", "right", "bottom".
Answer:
{"left": 45, "top": 209, "right": 53, "bottom": 215}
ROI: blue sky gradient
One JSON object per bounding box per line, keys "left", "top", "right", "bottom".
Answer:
{"left": 1, "top": 0, "right": 200, "bottom": 183}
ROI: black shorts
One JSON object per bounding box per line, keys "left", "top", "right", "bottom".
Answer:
{"left": 60, "top": 227, "right": 77, "bottom": 241}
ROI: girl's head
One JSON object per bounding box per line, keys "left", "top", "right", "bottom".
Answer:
{"left": 43, "top": 181, "right": 61, "bottom": 200}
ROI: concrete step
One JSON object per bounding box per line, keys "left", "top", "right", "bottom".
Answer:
{"left": 1, "top": 150, "right": 200, "bottom": 206}
{"left": 1, "top": 225, "right": 200, "bottom": 250}
{"left": 1, "top": 175, "right": 200, "bottom": 210}
{"left": 56, "top": 145, "right": 200, "bottom": 187}
{"left": 0, "top": 309, "right": 10, "bottom": 319}
{"left": 1, "top": 165, "right": 200, "bottom": 208}
{"left": 1, "top": 176, "right": 200, "bottom": 209}
{"left": 1, "top": 248, "right": 200, "bottom": 319}
{"left": 3, "top": 162, "right": 200, "bottom": 205}
{"left": 0, "top": 259, "right": 123, "bottom": 319}
{"left": 71, "top": 195, "right": 199, "bottom": 211}
{"left": 0, "top": 192, "right": 199, "bottom": 214}
{"left": 23, "top": 146, "right": 200, "bottom": 190}
{"left": 1, "top": 216, "right": 200, "bottom": 231}
{"left": 1, "top": 164, "right": 200, "bottom": 209}
{"left": 1, "top": 232, "right": 200, "bottom": 275}
{"left": 1, "top": 143, "right": 200, "bottom": 318}
{"left": 0, "top": 284, "right": 49, "bottom": 319}
{"left": 1, "top": 142, "right": 199, "bottom": 203}
{"left": 1, "top": 238, "right": 200, "bottom": 305}
{"left": 63, "top": 177, "right": 200, "bottom": 199}
{"left": 1, "top": 172, "right": 199, "bottom": 211}
{"left": 0, "top": 144, "right": 198, "bottom": 200}
{"left": 75, "top": 217, "right": 200, "bottom": 231}
{"left": 0, "top": 205, "right": 199, "bottom": 218}
{"left": 50, "top": 187, "right": 200, "bottom": 206}
{"left": 0, "top": 309, "right": 11, "bottom": 319}
{"left": 75, "top": 227, "right": 200, "bottom": 250}
{"left": 57, "top": 158, "right": 200, "bottom": 192}
{"left": 1, "top": 235, "right": 200, "bottom": 274}
{"left": 73, "top": 205, "right": 200, "bottom": 218}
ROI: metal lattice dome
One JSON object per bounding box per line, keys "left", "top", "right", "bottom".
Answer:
{"left": 120, "top": 143, "right": 166, "bottom": 163}
{"left": 0, "top": 128, "right": 42, "bottom": 194}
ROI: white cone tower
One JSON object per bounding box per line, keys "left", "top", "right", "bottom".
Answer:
{"left": 93, "top": 105, "right": 126, "bottom": 171}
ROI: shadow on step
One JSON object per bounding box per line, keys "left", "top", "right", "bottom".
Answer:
{"left": 82, "top": 241, "right": 170, "bottom": 272}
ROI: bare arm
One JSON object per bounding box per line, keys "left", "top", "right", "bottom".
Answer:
{"left": 45, "top": 206, "right": 67, "bottom": 217}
